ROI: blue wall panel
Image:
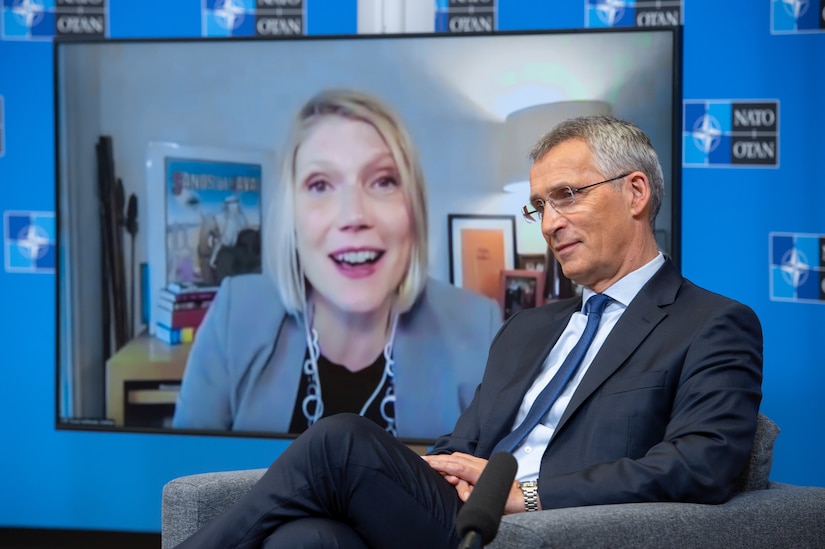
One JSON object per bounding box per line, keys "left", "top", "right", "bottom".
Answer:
{"left": 108, "top": 0, "right": 203, "bottom": 39}
{"left": 1, "top": 0, "right": 823, "bottom": 534}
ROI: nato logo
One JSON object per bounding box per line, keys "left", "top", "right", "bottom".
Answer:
{"left": 4, "top": 211, "right": 56, "bottom": 274}
{"left": 202, "top": 0, "right": 256, "bottom": 37}
{"left": 435, "top": 0, "right": 496, "bottom": 33}
{"left": 1, "top": 0, "right": 56, "bottom": 40}
{"left": 770, "top": 233, "right": 825, "bottom": 303}
{"left": 203, "top": 0, "right": 303, "bottom": 37}
{"left": 54, "top": 0, "right": 107, "bottom": 37}
{"left": 585, "top": 0, "right": 682, "bottom": 28}
{"left": 683, "top": 100, "right": 779, "bottom": 167}
{"left": 771, "top": 0, "right": 825, "bottom": 34}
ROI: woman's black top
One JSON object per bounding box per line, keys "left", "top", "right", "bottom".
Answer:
{"left": 288, "top": 349, "right": 394, "bottom": 434}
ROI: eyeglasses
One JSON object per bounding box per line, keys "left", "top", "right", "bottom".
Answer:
{"left": 521, "top": 173, "right": 631, "bottom": 223}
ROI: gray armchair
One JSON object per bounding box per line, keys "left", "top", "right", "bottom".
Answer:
{"left": 161, "top": 415, "right": 825, "bottom": 548}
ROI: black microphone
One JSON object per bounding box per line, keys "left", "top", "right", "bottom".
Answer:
{"left": 455, "top": 452, "right": 519, "bottom": 549}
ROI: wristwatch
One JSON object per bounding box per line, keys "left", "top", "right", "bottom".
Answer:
{"left": 517, "top": 480, "right": 539, "bottom": 512}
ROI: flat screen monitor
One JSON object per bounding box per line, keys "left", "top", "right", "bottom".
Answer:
{"left": 55, "top": 27, "right": 682, "bottom": 444}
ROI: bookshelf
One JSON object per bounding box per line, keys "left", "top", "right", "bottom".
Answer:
{"left": 105, "top": 334, "right": 191, "bottom": 427}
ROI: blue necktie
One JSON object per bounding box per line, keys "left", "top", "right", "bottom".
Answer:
{"left": 492, "top": 293, "right": 612, "bottom": 455}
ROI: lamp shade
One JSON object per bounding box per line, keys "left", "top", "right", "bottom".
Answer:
{"left": 500, "top": 100, "right": 612, "bottom": 193}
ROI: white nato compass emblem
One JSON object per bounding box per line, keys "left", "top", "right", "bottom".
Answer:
{"left": 16, "top": 223, "right": 50, "bottom": 261}
{"left": 780, "top": 247, "right": 810, "bottom": 289}
{"left": 595, "top": 0, "right": 627, "bottom": 26}
{"left": 11, "top": 0, "right": 46, "bottom": 29}
{"left": 691, "top": 113, "right": 723, "bottom": 154}
{"left": 213, "top": 0, "right": 247, "bottom": 31}
{"left": 782, "top": 0, "right": 809, "bottom": 20}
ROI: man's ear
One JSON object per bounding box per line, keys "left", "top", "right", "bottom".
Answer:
{"left": 627, "top": 172, "right": 651, "bottom": 218}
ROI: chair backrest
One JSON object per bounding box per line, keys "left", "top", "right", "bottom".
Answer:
{"left": 736, "top": 413, "right": 780, "bottom": 492}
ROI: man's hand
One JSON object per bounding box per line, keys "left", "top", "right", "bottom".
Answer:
{"left": 422, "top": 453, "right": 530, "bottom": 514}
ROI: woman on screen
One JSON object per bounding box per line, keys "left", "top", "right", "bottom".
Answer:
{"left": 172, "top": 89, "right": 501, "bottom": 440}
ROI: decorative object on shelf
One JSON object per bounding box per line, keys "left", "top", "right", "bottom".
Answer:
{"left": 543, "top": 248, "right": 577, "bottom": 302}
{"left": 499, "top": 269, "right": 545, "bottom": 320}
{"left": 518, "top": 253, "right": 546, "bottom": 272}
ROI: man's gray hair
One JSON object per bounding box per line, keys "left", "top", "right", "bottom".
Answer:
{"left": 529, "top": 115, "right": 664, "bottom": 229}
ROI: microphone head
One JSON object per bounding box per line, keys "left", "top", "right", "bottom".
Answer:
{"left": 455, "top": 452, "right": 519, "bottom": 544}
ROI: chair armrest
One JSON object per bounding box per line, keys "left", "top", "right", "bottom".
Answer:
{"left": 490, "top": 482, "right": 825, "bottom": 548}
{"left": 162, "top": 471, "right": 825, "bottom": 549}
{"left": 161, "top": 468, "right": 266, "bottom": 549}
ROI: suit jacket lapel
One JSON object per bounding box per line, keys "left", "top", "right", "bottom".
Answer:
{"left": 505, "top": 300, "right": 580, "bottom": 395}
{"left": 554, "top": 260, "right": 682, "bottom": 437}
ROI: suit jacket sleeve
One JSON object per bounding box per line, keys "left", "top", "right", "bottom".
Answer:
{"left": 171, "top": 277, "right": 233, "bottom": 430}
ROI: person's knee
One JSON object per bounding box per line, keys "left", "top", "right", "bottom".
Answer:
{"left": 310, "top": 413, "right": 384, "bottom": 441}
{"left": 297, "top": 413, "right": 393, "bottom": 467}
{"left": 261, "top": 518, "right": 368, "bottom": 549}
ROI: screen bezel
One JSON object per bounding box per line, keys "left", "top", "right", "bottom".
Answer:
{"left": 53, "top": 26, "right": 683, "bottom": 445}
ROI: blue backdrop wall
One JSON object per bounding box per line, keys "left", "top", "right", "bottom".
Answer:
{"left": 1, "top": 0, "right": 823, "bottom": 533}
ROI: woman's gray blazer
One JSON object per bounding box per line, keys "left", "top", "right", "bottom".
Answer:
{"left": 172, "top": 274, "right": 502, "bottom": 440}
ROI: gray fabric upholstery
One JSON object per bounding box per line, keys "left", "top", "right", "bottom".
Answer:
{"left": 162, "top": 468, "right": 267, "bottom": 548}
{"left": 161, "top": 414, "right": 825, "bottom": 548}
{"left": 490, "top": 483, "right": 825, "bottom": 548}
{"left": 736, "top": 413, "right": 780, "bottom": 492}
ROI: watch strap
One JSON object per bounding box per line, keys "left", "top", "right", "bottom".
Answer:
{"left": 517, "top": 480, "right": 539, "bottom": 512}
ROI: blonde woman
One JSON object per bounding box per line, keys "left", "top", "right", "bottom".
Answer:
{"left": 173, "top": 90, "right": 501, "bottom": 440}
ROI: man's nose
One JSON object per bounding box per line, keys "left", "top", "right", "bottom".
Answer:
{"left": 541, "top": 203, "right": 566, "bottom": 236}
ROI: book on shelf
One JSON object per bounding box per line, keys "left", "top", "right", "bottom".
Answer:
{"left": 158, "top": 285, "right": 217, "bottom": 304}
{"left": 154, "top": 323, "right": 197, "bottom": 345}
{"left": 156, "top": 295, "right": 213, "bottom": 311}
{"left": 154, "top": 305, "right": 209, "bottom": 330}
{"left": 165, "top": 280, "right": 220, "bottom": 294}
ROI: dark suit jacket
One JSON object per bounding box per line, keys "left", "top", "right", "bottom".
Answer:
{"left": 431, "top": 259, "right": 763, "bottom": 509}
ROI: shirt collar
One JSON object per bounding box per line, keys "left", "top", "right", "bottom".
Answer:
{"left": 581, "top": 252, "right": 665, "bottom": 311}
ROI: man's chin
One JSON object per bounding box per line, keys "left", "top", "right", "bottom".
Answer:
{"left": 559, "top": 265, "right": 586, "bottom": 288}
{"left": 557, "top": 262, "right": 576, "bottom": 280}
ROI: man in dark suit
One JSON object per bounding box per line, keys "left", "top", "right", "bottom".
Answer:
{"left": 176, "top": 116, "right": 763, "bottom": 548}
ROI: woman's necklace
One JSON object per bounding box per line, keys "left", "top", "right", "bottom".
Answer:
{"left": 300, "top": 313, "right": 399, "bottom": 436}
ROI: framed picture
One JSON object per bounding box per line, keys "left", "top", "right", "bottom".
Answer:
{"left": 145, "top": 142, "right": 275, "bottom": 334}
{"left": 500, "top": 269, "right": 545, "bottom": 320}
{"left": 448, "top": 214, "right": 517, "bottom": 301}
{"left": 543, "top": 249, "right": 577, "bottom": 302}
{"left": 518, "top": 253, "right": 546, "bottom": 272}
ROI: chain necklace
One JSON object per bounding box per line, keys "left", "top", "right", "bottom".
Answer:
{"left": 300, "top": 313, "right": 399, "bottom": 436}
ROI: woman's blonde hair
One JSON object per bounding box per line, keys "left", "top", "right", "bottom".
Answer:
{"left": 266, "top": 89, "right": 429, "bottom": 316}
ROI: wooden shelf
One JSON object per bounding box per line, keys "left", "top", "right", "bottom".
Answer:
{"left": 106, "top": 334, "right": 191, "bottom": 426}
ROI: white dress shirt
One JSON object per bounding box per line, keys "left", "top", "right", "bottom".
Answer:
{"left": 514, "top": 253, "right": 665, "bottom": 482}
